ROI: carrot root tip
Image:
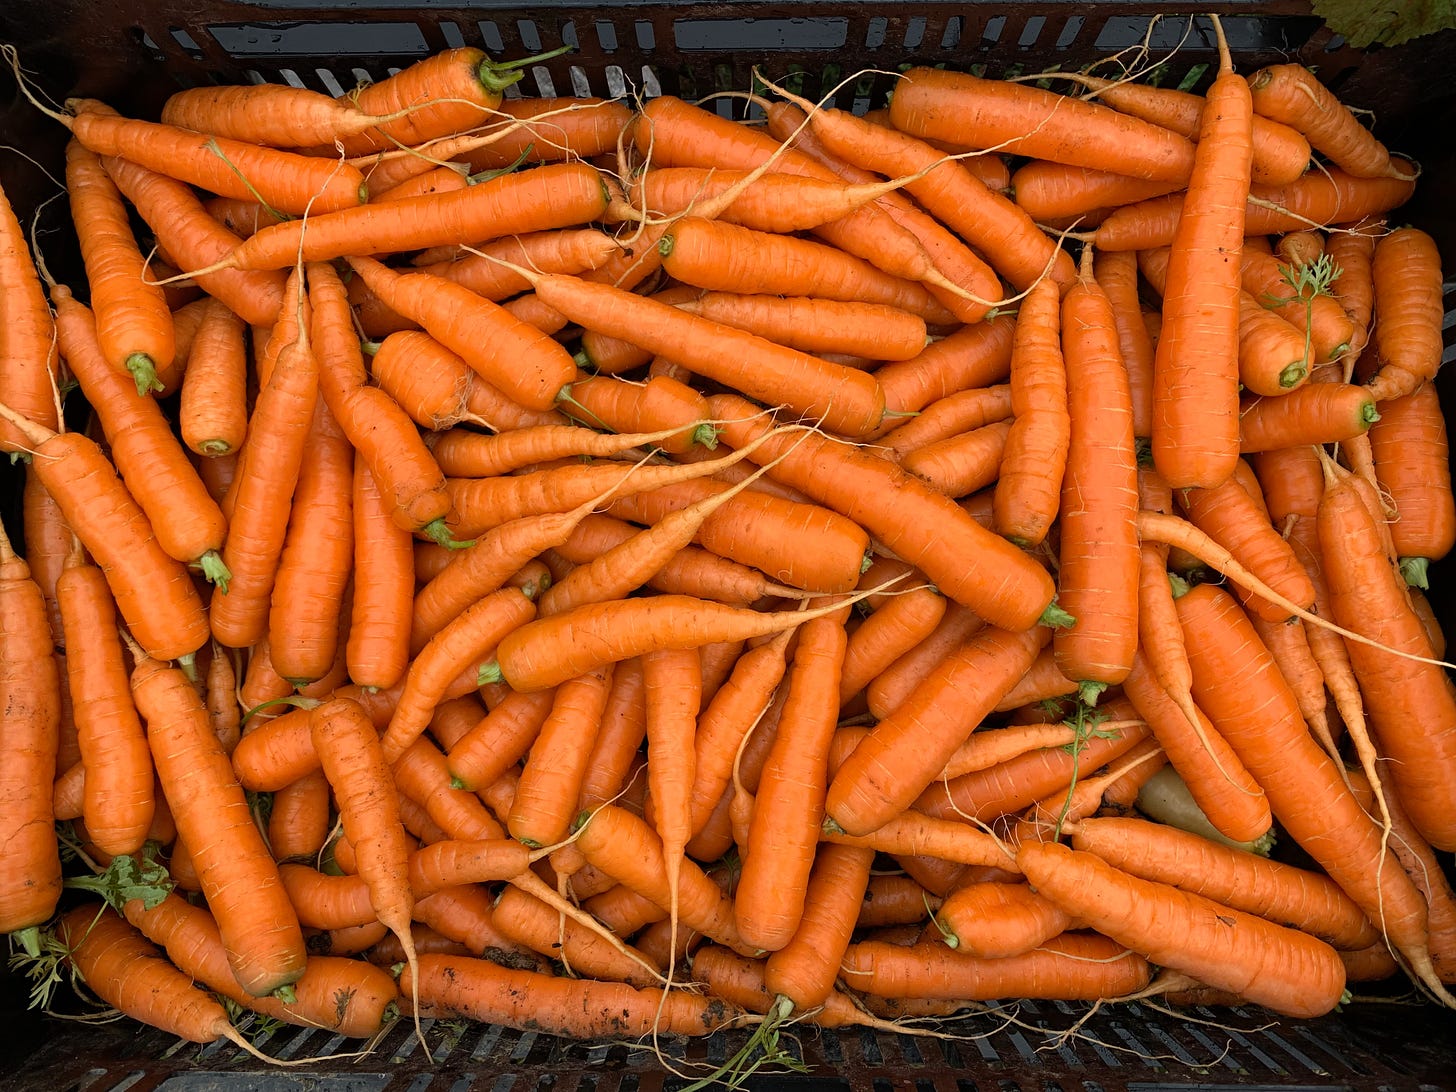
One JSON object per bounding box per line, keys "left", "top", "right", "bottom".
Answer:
{"left": 125, "top": 354, "right": 164, "bottom": 397}
{"left": 199, "top": 550, "right": 233, "bottom": 593}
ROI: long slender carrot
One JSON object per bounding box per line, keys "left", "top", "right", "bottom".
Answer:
{"left": 1149, "top": 20, "right": 1251, "bottom": 490}
{"left": 0, "top": 178, "right": 60, "bottom": 451}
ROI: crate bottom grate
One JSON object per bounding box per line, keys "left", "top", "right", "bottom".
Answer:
{"left": 5, "top": 1000, "right": 1455, "bottom": 1092}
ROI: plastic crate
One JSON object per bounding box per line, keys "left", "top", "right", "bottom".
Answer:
{"left": 1, "top": 2, "right": 1455, "bottom": 1089}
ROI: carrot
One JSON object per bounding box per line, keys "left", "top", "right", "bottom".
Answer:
{"left": 1368, "top": 383, "right": 1455, "bottom": 577}
{"left": 1238, "top": 382, "right": 1379, "bottom": 451}
{"left": 0, "top": 178, "right": 60, "bottom": 451}
{"left": 879, "top": 385, "right": 1013, "bottom": 459}
{"left": 52, "top": 906, "right": 297, "bottom": 1062}
{"left": 1071, "top": 815, "right": 1377, "bottom": 951}
{"left": 768, "top": 82, "right": 1075, "bottom": 292}
{"left": 331, "top": 45, "right": 571, "bottom": 155}
{"left": 865, "top": 601, "right": 987, "bottom": 720}
{"left": 1017, "top": 842, "right": 1344, "bottom": 1017}
{"left": 509, "top": 664, "right": 614, "bottom": 848}
{"left": 1121, "top": 650, "right": 1272, "bottom": 845}
{"left": 344, "top": 257, "right": 574, "bottom": 415}
{"left": 1053, "top": 246, "right": 1140, "bottom": 683}
{"left": 1249, "top": 64, "right": 1409, "bottom": 180}
{"left": 64, "top": 139, "right": 174, "bottom": 395}
{"left": 1317, "top": 467, "right": 1456, "bottom": 852}
{"left": 676, "top": 293, "right": 928, "bottom": 363}
{"left": 1176, "top": 582, "right": 1448, "bottom": 997}
{"left": 712, "top": 397, "right": 1059, "bottom": 629}
{"left": 934, "top": 880, "right": 1073, "bottom": 958}
{"left": 888, "top": 67, "right": 1196, "bottom": 182}
{"left": 0, "top": 405, "right": 209, "bottom": 661}
{"left": 1179, "top": 462, "right": 1316, "bottom": 622}
{"left": 629, "top": 167, "right": 917, "bottom": 236}
{"left": 122, "top": 892, "right": 395, "bottom": 1035}
{"left": 491, "top": 886, "right": 662, "bottom": 989}
{"left": 383, "top": 586, "right": 538, "bottom": 762}
{"left": 57, "top": 540, "right": 153, "bottom": 858}
{"left": 1366, "top": 227, "right": 1446, "bottom": 403}
{"left": 875, "top": 315, "right": 1015, "bottom": 420}
{"left": 1011, "top": 160, "right": 1180, "bottom": 221}
{"left": 411, "top": 227, "right": 619, "bottom": 297}
{"left": 132, "top": 651, "right": 305, "bottom": 996}
{"left": 574, "top": 804, "right": 753, "bottom": 956}
{"left": 1055, "top": 72, "right": 1312, "bottom": 186}
{"left": 178, "top": 299, "right": 248, "bottom": 458}
{"left": 1326, "top": 217, "right": 1381, "bottom": 363}
{"left": 1146, "top": 21, "right": 1252, "bottom": 490}
{"left": 346, "top": 460, "right": 414, "bottom": 691}
{"left": 898, "top": 420, "right": 1011, "bottom": 499}
{"left": 841, "top": 930, "right": 1150, "bottom": 1000}
{"left": 826, "top": 620, "right": 1051, "bottom": 838}
{"left": 457, "top": 97, "right": 634, "bottom": 172}
{"left": 1091, "top": 165, "right": 1416, "bottom": 252}
{"left": 0, "top": 522, "right": 61, "bottom": 951}
{"left": 1092, "top": 249, "right": 1155, "bottom": 439}
{"left": 394, "top": 735, "right": 505, "bottom": 843}
{"left": 267, "top": 769, "right": 330, "bottom": 862}
{"left": 216, "top": 162, "right": 608, "bottom": 271}
{"left": 940, "top": 721, "right": 1080, "bottom": 779}
{"left": 838, "top": 588, "right": 947, "bottom": 707}
{"left": 50, "top": 288, "right": 228, "bottom": 586}
{"left": 918, "top": 717, "right": 1151, "bottom": 825}
{"left": 406, "top": 953, "right": 748, "bottom": 1037}
{"left": 558, "top": 373, "right": 711, "bottom": 456}
{"left": 659, "top": 216, "right": 955, "bottom": 325}
{"left": 159, "top": 82, "right": 392, "bottom": 147}
{"left": 278, "top": 864, "right": 379, "bottom": 930}
{"left": 22, "top": 469, "right": 72, "bottom": 647}
{"left": 59, "top": 97, "right": 367, "bottom": 215}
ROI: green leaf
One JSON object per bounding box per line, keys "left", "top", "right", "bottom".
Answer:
{"left": 1310, "top": 0, "right": 1456, "bottom": 48}
{"left": 64, "top": 844, "right": 175, "bottom": 913}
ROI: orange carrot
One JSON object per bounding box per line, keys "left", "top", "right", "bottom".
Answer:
{"left": 1366, "top": 227, "right": 1445, "bottom": 403}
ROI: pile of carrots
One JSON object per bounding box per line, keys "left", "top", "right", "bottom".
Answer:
{"left": 1, "top": 13, "right": 1454, "bottom": 1074}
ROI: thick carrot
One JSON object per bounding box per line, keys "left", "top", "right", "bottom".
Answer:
{"left": 1249, "top": 65, "right": 1408, "bottom": 180}
{"left": 134, "top": 653, "right": 306, "bottom": 996}
{"left": 934, "top": 880, "right": 1073, "bottom": 958}
{"left": 1238, "top": 383, "right": 1379, "bottom": 452}
{"left": 178, "top": 299, "right": 248, "bottom": 458}
{"left": 558, "top": 373, "right": 711, "bottom": 455}
{"left": 1148, "top": 22, "right": 1251, "bottom": 489}
{"left": 675, "top": 293, "right": 929, "bottom": 363}
{"left": 1177, "top": 582, "right": 1446, "bottom": 995}
{"left": 1017, "top": 842, "right": 1344, "bottom": 1017}
{"left": 876, "top": 317, "right": 1015, "bottom": 419}
{"left": 764, "top": 844, "right": 875, "bottom": 1010}
{"left": 268, "top": 769, "right": 331, "bottom": 861}
{"left": 1071, "top": 816, "right": 1377, "bottom": 950}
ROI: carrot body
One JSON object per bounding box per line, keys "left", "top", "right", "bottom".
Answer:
{"left": 1071, "top": 816, "right": 1377, "bottom": 950}
{"left": 889, "top": 68, "right": 1195, "bottom": 182}
{"left": 510, "top": 665, "right": 613, "bottom": 847}
{"left": 1368, "top": 383, "right": 1456, "bottom": 564}
{"left": 135, "top": 656, "right": 306, "bottom": 996}
{"left": 1249, "top": 65, "right": 1404, "bottom": 179}
{"left": 1366, "top": 228, "right": 1445, "bottom": 403}
{"left": 1238, "top": 383, "right": 1379, "bottom": 452}
{"left": 347, "top": 461, "right": 415, "bottom": 690}
{"left": 0, "top": 529, "right": 61, "bottom": 939}
{"left": 0, "top": 179, "right": 60, "bottom": 451}
{"left": 65, "top": 140, "right": 174, "bottom": 393}
{"left": 1017, "top": 842, "right": 1345, "bottom": 1018}
{"left": 1054, "top": 252, "right": 1139, "bottom": 683}
{"left": 227, "top": 162, "right": 608, "bottom": 270}
{"left": 674, "top": 293, "right": 928, "bottom": 362}
{"left": 68, "top": 99, "right": 367, "bottom": 215}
